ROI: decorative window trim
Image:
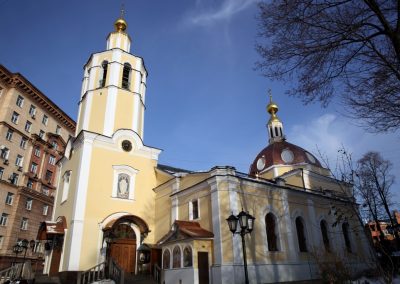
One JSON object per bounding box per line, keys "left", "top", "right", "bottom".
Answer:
{"left": 112, "top": 165, "right": 138, "bottom": 200}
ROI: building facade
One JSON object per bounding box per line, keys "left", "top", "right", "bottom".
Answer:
{"left": 0, "top": 65, "right": 75, "bottom": 270}
{"left": 42, "top": 16, "right": 375, "bottom": 283}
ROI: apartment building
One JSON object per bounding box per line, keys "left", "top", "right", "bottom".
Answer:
{"left": 0, "top": 65, "right": 75, "bottom": 270}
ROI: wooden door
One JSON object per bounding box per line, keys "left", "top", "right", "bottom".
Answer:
{"left": 198, "top": 252, "right": 209, "bottom": 284}
{"left": 110, "top": 239, "right": 136, "bottom": 274}
{"left": 49, "top": 247, "right": 61, "bottom": 276}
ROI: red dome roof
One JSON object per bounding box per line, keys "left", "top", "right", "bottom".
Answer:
{"left": 249, "top": 141, "right": 322, "bottom": 176}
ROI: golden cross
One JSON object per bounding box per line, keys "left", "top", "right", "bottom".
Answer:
{"left": 268, "top": 89, "right": 272, "bottom": 102}
{"left": 120, "top": 3, "right": 125, "bottom": 18}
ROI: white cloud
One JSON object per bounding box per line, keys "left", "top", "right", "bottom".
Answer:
{"left": 288, "top": 113, "right": 400, "bottom": 172}
{"left": 187, "top": 0, "right": 257, "bottom": 26}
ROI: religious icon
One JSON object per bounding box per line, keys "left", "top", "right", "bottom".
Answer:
{"left": 117, "top": 174, "right": 129, "bottom": 198}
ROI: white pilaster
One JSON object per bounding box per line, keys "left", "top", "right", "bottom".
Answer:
{"left": 103, "top": 87, "right": 118, "bottom": 136}
{"left": 66, "top": 137, "right": 93, "bottom": 270}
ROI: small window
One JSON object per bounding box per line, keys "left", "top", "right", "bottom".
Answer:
{"left": 30, "top": 163, "right": 38, "bottom": 174}
{"left": 56, "top": 125, "right": 61, "bottom": 135}
{"left": 29, "top": 105, "right": 36, "bottom": 117}
{"left": 49, "top": 155, "right": 56, "bottom": 165}
{"left": 20, "top": 218, "right": 28, "bottom": 230}
{"left": 0, "top": 168, "right": 4, "bottom": 180}
{"left": 0, "top": 148, "right": 9, "bottom": 160}
{"left": 183, "top": 246, "right": 193, "bottom": 267}
{"left": 16, "top": 95, "right": 24, "bottom": 107}
{"left": 51, "top": 141, "right": 58, "bottom": 151}
{"left": 0, "top": 213, "right": 8, "bottom": 226}
{"left": 42, "top": 115, "right": 48, "bottom": 126}
{"left": 34, "top": 147, "right": 41, "bottom": 157}
{"left": 25, "top": 121, "right": 32, "bottom": 133}
{"left": 189, "top": 199, "right": 199, "bottom": 220}
{"left": 342, "top": 222, "right": 352, "bottom": 253}
{"left": 295, "top": 217, "right": 308, "bottom": 252}
{"left": 39, "top": 130, "right": 45, "bottom": 139}
{"left": 266, "top": 213, "right": 279, "bottom": 251}
{"left": 45, "top": 170, "right": 53, "bottom": 182}
{"left": 6, "top": 129, "right": 13, "bottom": 141}
{"left": 11, "top": 112, "right": 19, "bottom": 124}
{"left": 27, "top": 179, "right": 33, "bottom": 189}
{"left": 42, "top": 187, "right": 50, "bottom": 196}
{"left": 5, "top": 192, "right": 14, "bottom": 205}
{"left": 25, "top": 198, "right": 33, "bottom": 210}
{"left": 10, "top": 174, "right": 18, "bottom": 185}
{"left": 20, "top": 137, "right": 27, "bottom": 149}
{"left": 320, "top": 220, "right": 330, "bottom": 252}
{"left": 15, "top": 155, "right": 23, "bottom": 167}
{"left": 121, "top": 63, "right": 131, "bottom": 89}
{"left": 172, "top": 246, "right": 181, "bottom": 268}
{"left": 42, "top": 205, "right": 48, "bottom": 216}
{"left": 163, "top": 249, "right": 171, "bottom": 269}
{"left": 100, "top": 61, "right": 108, "bottom": 87}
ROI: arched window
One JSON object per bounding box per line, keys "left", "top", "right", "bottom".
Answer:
{"left": 183, "top": 246, "right": 193, "bottom": 267}
{"left": 295, "top": 217, "right": 307, "bottom": 252}
{"left": 320, "top": 220, "right": 330, "bottom": 252}
{"left": 163, "top": 249, "right": 170, "bottom": 269}
{"left": 342, "top": 222, "right": 352, "bottom": 253}
{"left": 100, "top": 61, "right": 108, "bottom": 87}
{"left": 269, "top": 127, "right": 274, "bottom": 138}
{"left": 265, "top": 213, "right": 278, "bottom": 251}
{"left": 121, "top": 63, "right": 131, "bottom": 89}
{"left": 172, "top": 246, "right": 181, "bottom": 268}
{"left": 275, "top": 126, "right": 279, "bottom": 137}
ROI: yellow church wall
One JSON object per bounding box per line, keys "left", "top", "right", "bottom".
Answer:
{"left": 154, "top": 186, "right": 173, "bottom": 242}
{"left": 217, "top": 187, "right": 235, "bottom": 263}
{"left": 87, "top": 90, "right": 107, "bottom": 133}
{"left": 114, "top": 89, "right": 135, "bottom": 131}
{"left": 284, "top": 174, "right": 305, "bottom": 188}
{"left": 178, "top": 173, "right": 209, "bottom": 194}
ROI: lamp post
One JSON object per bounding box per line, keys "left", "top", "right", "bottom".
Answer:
{"left": 12, "top": 244, "right": 23, "bottom": 265}
{"left": 226, "top": 210, "right": 255, "bottom": 284}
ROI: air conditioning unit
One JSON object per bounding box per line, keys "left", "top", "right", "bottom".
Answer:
{"left": 31, "top": 114, "right": 36, "bottom": 119}
{"left": 18, "top": 166, "right": 23, "bottom": 172}
{"left": 4, "top": 159, "right": 9, "bottom": 165}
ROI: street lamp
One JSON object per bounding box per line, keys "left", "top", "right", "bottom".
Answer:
{"left": 226, "top": 210, "right": 255, "bottom": 284}
{"left": 12, "top": 244, "right": 23, "bottom": 265}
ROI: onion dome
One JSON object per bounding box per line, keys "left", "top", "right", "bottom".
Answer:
{"left": 249, "top": 141, "right": 321, "bottom": 176}
{"left": 114, "top": 18, "right": 127, "bottom": 32}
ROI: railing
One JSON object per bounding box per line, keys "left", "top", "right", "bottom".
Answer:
{"left": 0, "top": 263, "right": 23, "bottom": 284}
{"left": 80, "top": 262, "right": 106, "bottom": 284}
{"left": 153, "top": 263, "right": 162, "bottom": 284}
{"left": 108, "top": 258, "right": 124, "bottom": 284}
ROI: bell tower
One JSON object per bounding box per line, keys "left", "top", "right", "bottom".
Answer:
{"left": 76, "top": 13, "right": 147, "bottom": 138}
{"left": 266, "top": 90, "right": 284, "bottom": 144}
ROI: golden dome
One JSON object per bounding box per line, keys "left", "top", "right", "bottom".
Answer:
{"left": 267, "top": 102, "right": 278, "bottom": 115}
{"left": 114, "top": 18, "right": 127, "bottom": 32}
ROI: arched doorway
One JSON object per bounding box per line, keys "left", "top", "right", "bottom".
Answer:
{"left": 102, "top": 215, "right": 150, "bottom": 274}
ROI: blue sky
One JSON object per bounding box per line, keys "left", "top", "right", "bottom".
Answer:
{"left": 0, "top": 0, "right": 399, "bottom": 195}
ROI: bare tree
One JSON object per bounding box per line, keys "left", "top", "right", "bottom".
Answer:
{"left": 355, "top": 152, "right": 396, "bottom": 237}
{"left": 256, "top": 0, "right": 400, "bottom": 132}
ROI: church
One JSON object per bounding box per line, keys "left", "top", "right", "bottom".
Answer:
{"left": 38, "top": 15, "right": 375, "bottom": 284}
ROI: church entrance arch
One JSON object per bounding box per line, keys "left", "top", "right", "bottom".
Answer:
{"left": 102, "top": 214, "right": 150, "bottom": 274}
